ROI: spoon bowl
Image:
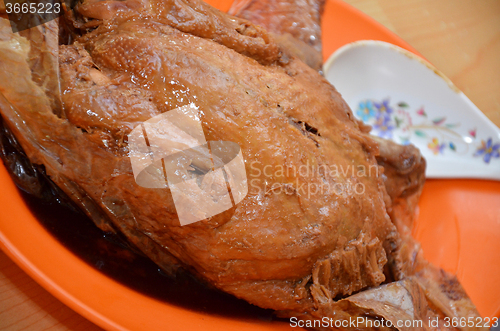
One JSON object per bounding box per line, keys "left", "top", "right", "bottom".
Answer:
{"left": 324, "top": 40, "right": 500, "bottom": 180}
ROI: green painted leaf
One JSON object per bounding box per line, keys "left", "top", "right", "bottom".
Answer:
{"left": 414, "top": 130, "right": 427, "bottom": 138}
{"left": 394, "top": 116, "right": 403, "bottom": 128}
{"left": 449, "top": 142, "right": 456, "bottom": 151}
{"left": 398, "top": 102, "right": 409, "bottom": 108}
{"left": 445, "top": 123, "right": 460, "bottom": 129}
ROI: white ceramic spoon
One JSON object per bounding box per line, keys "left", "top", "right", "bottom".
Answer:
{"left": 324, "top": 40, "right": 500, "bottom": 180}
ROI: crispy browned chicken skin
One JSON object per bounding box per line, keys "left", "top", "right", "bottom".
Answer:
{"left": 229, "top": 0, "right": 325, "bottom": 71}
{"left": 0, "top": 0, "right": 484, "bottom": 329}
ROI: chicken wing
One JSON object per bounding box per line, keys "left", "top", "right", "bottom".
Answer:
{"left": 229, "top": 0, "right": 325, "bottom": 71}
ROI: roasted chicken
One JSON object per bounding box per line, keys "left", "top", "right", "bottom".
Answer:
{"left": 0, "top": 0, "right": 484, "bottom": 329}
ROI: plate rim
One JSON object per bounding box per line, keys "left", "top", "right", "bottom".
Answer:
{"left": 0, "top": 0, "right": 498, "bottom": 330}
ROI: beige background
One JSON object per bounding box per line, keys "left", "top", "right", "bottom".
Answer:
{"left": 1, "top": 0, "right": 500, "bottom": 330}
{"left": 344, "top": 0, "right": 500, "bottom": 127}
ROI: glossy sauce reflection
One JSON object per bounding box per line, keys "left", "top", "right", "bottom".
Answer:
{"left": 20, "top": 190, "right": 278, "bottom": 322}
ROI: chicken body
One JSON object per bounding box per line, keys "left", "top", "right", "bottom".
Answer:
{"left": 68, "top": 0, "right": 400, "bottom": 308}
{"left": 0, "top": 0, "right": 484, "bottom": 328}
{"left": 1, "top": 0, "right": 397, "bottom": 312}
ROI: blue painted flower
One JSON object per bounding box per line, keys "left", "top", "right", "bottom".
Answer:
{"left": 474, "top": 138, "right": 500, "bottom": 163}
{"left": 356, "top": 100, "right": 376, "bottom": 122}
{"left": 372, "top": 113, "right": 395, "bottom": 139}
{"left": 374, "top": 99, "right": 394, "bottom": 115}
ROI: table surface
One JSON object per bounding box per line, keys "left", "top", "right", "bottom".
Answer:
{"left": 1, "top": 0, "right": 500, "bottom": 330}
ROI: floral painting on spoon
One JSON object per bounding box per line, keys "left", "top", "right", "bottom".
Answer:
{"left": 355, "top": 98, "right": 500, "bottom": 164}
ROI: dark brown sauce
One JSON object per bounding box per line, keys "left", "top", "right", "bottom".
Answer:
{"left": 18, "top": 188, "right": 282, "bottom": 321}
{"left": 19, "top": 188, "right": 279, "bottom": 322}
{"left": 0, "top": 116, "right": 281, "bottom": 323}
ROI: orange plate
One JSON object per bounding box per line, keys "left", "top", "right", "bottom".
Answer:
{"left": 0, "top": 0, "right": 499, "bottom": 330}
